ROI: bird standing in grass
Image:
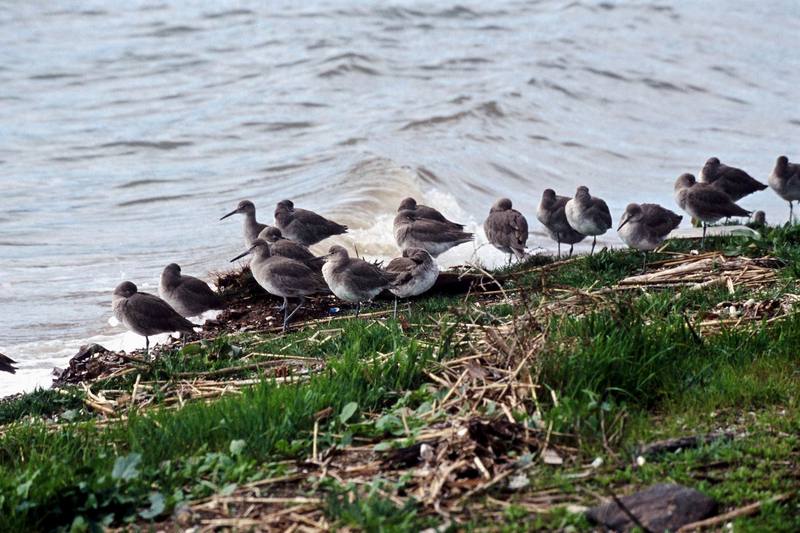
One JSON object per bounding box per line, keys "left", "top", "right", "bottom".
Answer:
{"left": 484, "top": 198, "right": 528, "bottom": 263}
{"left": 768, "top": 156, "right": 800, "bottom": 223}
{"left": 274, "top": 200, "right": 348, "bottom": 246}
{"left": 220, "top": 200, "right": 270, "bottom": 247}
{"left": 230, "top": 239, "right": 328, "bottom": 332}
{"left": 112, "top": 281, "right": 196, "bottom": 356}
{"left": 617, "top": 203, "right": 682, "bottom": 271}
{"left": 321, "top": 245, "right": 400, "bottom": 317}
{"left": 565, "top": 186, "right": 612, "bottom": 255}
{"left": 699, "top": 157, "right": 767, "bottom": 203}
{"left": 159, "top": 263, "right": 224, "bottom": 318}
{"left": 674, "top": 173, "right": 750, "bottom": 247}
{"left": 384, "top": 247, "right": 439, "bottom": 317}
{"left": 537, "top": 189, "right": 586, "bottom": 259}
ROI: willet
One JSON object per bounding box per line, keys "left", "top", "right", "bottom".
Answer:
{"left": 112, "top": 281, "right": 196, "bottom": 356}
{"left": 537, "top": 189, "right": 586, "bottom": 259}
{"left": 258, "top": 226, "right": 323, "bottom": 271}
{"left": 0, "top": 353, "right": 17, "bottom": 374}
{"left": 220, "top": 200, "right": 269, "bottom": 247}
{"left": 384, "top": 247, "right": 439, "bottom": 316}
{"left": 394, "top": 210, "right": 473, "bottom": 258}
{"left": 483, "top": 198, "right": 528, "bottom": 263}
{"left": 768, "top": 156, "right": 800, "bottom": 222}
{"left": 674, "top": 173, "right": 750, "bottom": 247}
{"left": 565, "top": 186, "right": 612, "bottom": 255}
{"left": 274, "top": 199, "right": 348, "bottom": 246}
{"left": 617, "top": 203, "right": 682, "bottom": 271}
{"left": 230, "top": 239, "right": 328, "bottom": 331}
{"left": 159, "top": 263, "right": 224, "bottom": 318}
{"left": 699, "top": 157, "right": 767, "bottom": 202}
{"left": 398, "top": 197, "right": 465, "bottom": 230}
{"left": 321, "top": 245, "right": 397, "bottom": 317}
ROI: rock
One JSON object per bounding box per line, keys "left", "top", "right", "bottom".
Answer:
{"left": 52, "top": 343, "right": 113, "bottom": 386}
{"left": 586, "top": 483, "right": 717, "bottom": 532}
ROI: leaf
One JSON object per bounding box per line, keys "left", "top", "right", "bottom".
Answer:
{"left": 112, "top": 453, "right": 142, "bottom": 481}
{"left": 339, "top": 402, "right": 358, "bottom": 424}
{"left": 373, "top": 441, "right": 393, "bottom": 452}
{"left": 221, "top": 483, "right": 237, "bottom": 496}
{"left": 229, "top": 439, "right": 246, "bottom": 456}
{"left": 139, "top": 492, "right": 165, "bottom": 520}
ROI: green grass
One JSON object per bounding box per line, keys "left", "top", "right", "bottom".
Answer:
{"left": 3, "top": 223, "right": 800, "bottom": 531}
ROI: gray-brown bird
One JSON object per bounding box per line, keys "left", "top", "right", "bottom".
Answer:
{"left": 112, "top": 281, "right": 196, "bottom": 356}
{"left": 674, "top": 173, "right": 750, "bottom": 247}
{"left": 258, "top": 226, "right": 324, "bottom": 271}
{"left": 537, "top": 189, "right": 586, "bottom": 259}
{"left": 699, "top": 157, "right": 767, "bottom": 203}
{"left": 159, "top": 263, "right": 224, "bottom": 318}
{"left": 321, "top": 245, "right": 400, "bottom": 317}
{"left": 397, "top": 197, "right": 465, "bottom": 230}
{"left": 274, "top": 200, "right": 348, "bottom": 246}
{"left": 565, "top": 186, "right": 612, "bottom": 255}
{"left": 220, "top": 200, "right": 270, "bottom": 247}
{"left": 768, "top": 156, "right": 800, "bottom": 222}
{"left": 484, "top": 198, "right": 528, "bottom": 263}
{"left": 0, "top": 353, "right": 18, "bottom": 374}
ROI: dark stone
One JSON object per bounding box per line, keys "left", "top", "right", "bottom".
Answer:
{"left": 586, "top": 483, "right": 717, "bottom": 532}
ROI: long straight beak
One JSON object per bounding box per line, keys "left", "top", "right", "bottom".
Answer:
{"left": 617, "top": 217, "right": 629, "bottom": 231}
{"left": 220, "top": 209, "right": 239, "bottom": 221}
{"left": 316, "top": 253, "right": 333, "bottom": 261}
{"left": 230, "top": 246, "right": 254, "bottom": 262}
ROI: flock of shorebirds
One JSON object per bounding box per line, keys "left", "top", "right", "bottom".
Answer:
{"left": 104, "top": 155, "right": 800, "bottom": 355}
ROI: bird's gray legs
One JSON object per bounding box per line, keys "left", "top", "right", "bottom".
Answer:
{"left": 283, "top": 296, "right": 304, "bottom": 332}
{"left": 701, "top": 223, "right": 707, "bottom": 248}
{"left": 507, "top": 254, "right": 512, "bottom": 266}
{"left": 393, "top": 297, "right": 398, "bottom": 319}
{"left": 790, "top": 201, "right": 794, "bottom": 224}
{"left": 355, "top": 302, "right": 361, "bottom": 318}
{"left": 557, "top": 239, "right": 561, "bottom": 260}
{"left": 591, "top": 236, "right": 596, "bottom": 256}
{"left": 144, "top": 336, "right": 150, "bottom": 359}
{"left": 641, "top": 251, "right": 648, "bottom": 273}
{"left": 569, "top": 244, "right": 574, "bottom": 258}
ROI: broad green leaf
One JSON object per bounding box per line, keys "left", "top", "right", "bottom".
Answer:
{"left": 339, "top": 401, "right": 358, "bottom": 424}
{"left": 112, "top": 453, "right": 142, "bottom": 481}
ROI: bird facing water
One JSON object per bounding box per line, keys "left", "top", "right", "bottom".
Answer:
{"left": 321, "top": 245, "right": 398, "bottom": 317}
{"left": 674, "top": 173, "right": 750, "bottom": 247}
{"left": 112, "top": 281, "right": 196, "bottom": 356}
{"left": 258, "top": 226, "right": 323, "bottom": 271}
{"left": 699, "top": 157, "right": 767, "bottom": 202}
{"left": 393, "top": 210, "right": 473, "bottom": 258}
{"left": 483, "top": 198, "right": 528, "bottom": 263}
{"left": 565, "top": 186, "right": 612, "bottom": 255}
{"left": 220, "top": 200, "right": 269, "bottom": 247}
{"left": 768, "top": 156, "right": 800, "bottom": 223}
{"left": 537, "top": 189, "right": 586, "bottom": 259}
{"left": 159, "top": 263, "right": 223, "bottom": 318}
{"left": 274, "top": 200, "right": 348, "bottom": 246}
{"left": 384, "top": 247, "right": 439, "bottom": 316}
{"left": 230, "top": 239, "right": 328, "bottom": 331}
{"left": 398, "top": 197, "right": 465, "bottom": 230}
{"left": 617, "top": 203, "right": 682, "bottom": 271}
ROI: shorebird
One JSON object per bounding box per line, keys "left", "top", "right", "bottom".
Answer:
{"left": 220, "top": 200, "right": 269, "bottom": 247}
{"left": 617, "top": 203, "right": 682, "bottom": 271}
{"left": 565, "top": 186, "right": 612, "bottom": 255}
{"left": 752, "top": 210, "right": 766, "bottom": 226}
{"left": 537, "top": 189, "right": 586, "bottom": 259}
{"left": 259, "top": 226, "right": 323, "bottom": 271}
{"left": 384, "top": 247, "right": 439, "bottom": 316}
{"left": 674, "top": 173, "right": 750, "bottom": 247}
{"left": 768, "top": 156, "right": 800, "bottom": 222}
{"left": 321, "top": 245, "right": 398, "bottom": 317}
{"left": 483, "top": 198, "right": 528, "bottom": 263}
{"left": 274, "top": 200, "right": 348, "bottom": 246}
{"left": 230, "top": 239, "right": 328, "bottom": 331}
{"left": 112, "top": 281, "right": 196, "bottom": 356}
{"left": 394, "top": 210, "right": 473, "bottom": 258}
{"left": 397, "top": 197, "right": 465, "bottom": 230}
{"left": 699, "top": 157, "right": 767, "bottom": 203}
{"left": 0, "top": 353, "right": 17, "bottom": 374}
{"left": 159, "top": 263, "right": 224, "bottom": 318}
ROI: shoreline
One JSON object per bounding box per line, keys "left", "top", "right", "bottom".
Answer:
{"left": 1, "top": 224, "right": 798, "bottom": 531}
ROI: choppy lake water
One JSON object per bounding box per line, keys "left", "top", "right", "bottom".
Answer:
{"left": 1, "top": 1, "right": 799, "bottom": 395}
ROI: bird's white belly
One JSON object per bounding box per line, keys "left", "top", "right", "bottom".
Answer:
{"left": 391, "top": 264, "right": 439, "bottom": 298}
